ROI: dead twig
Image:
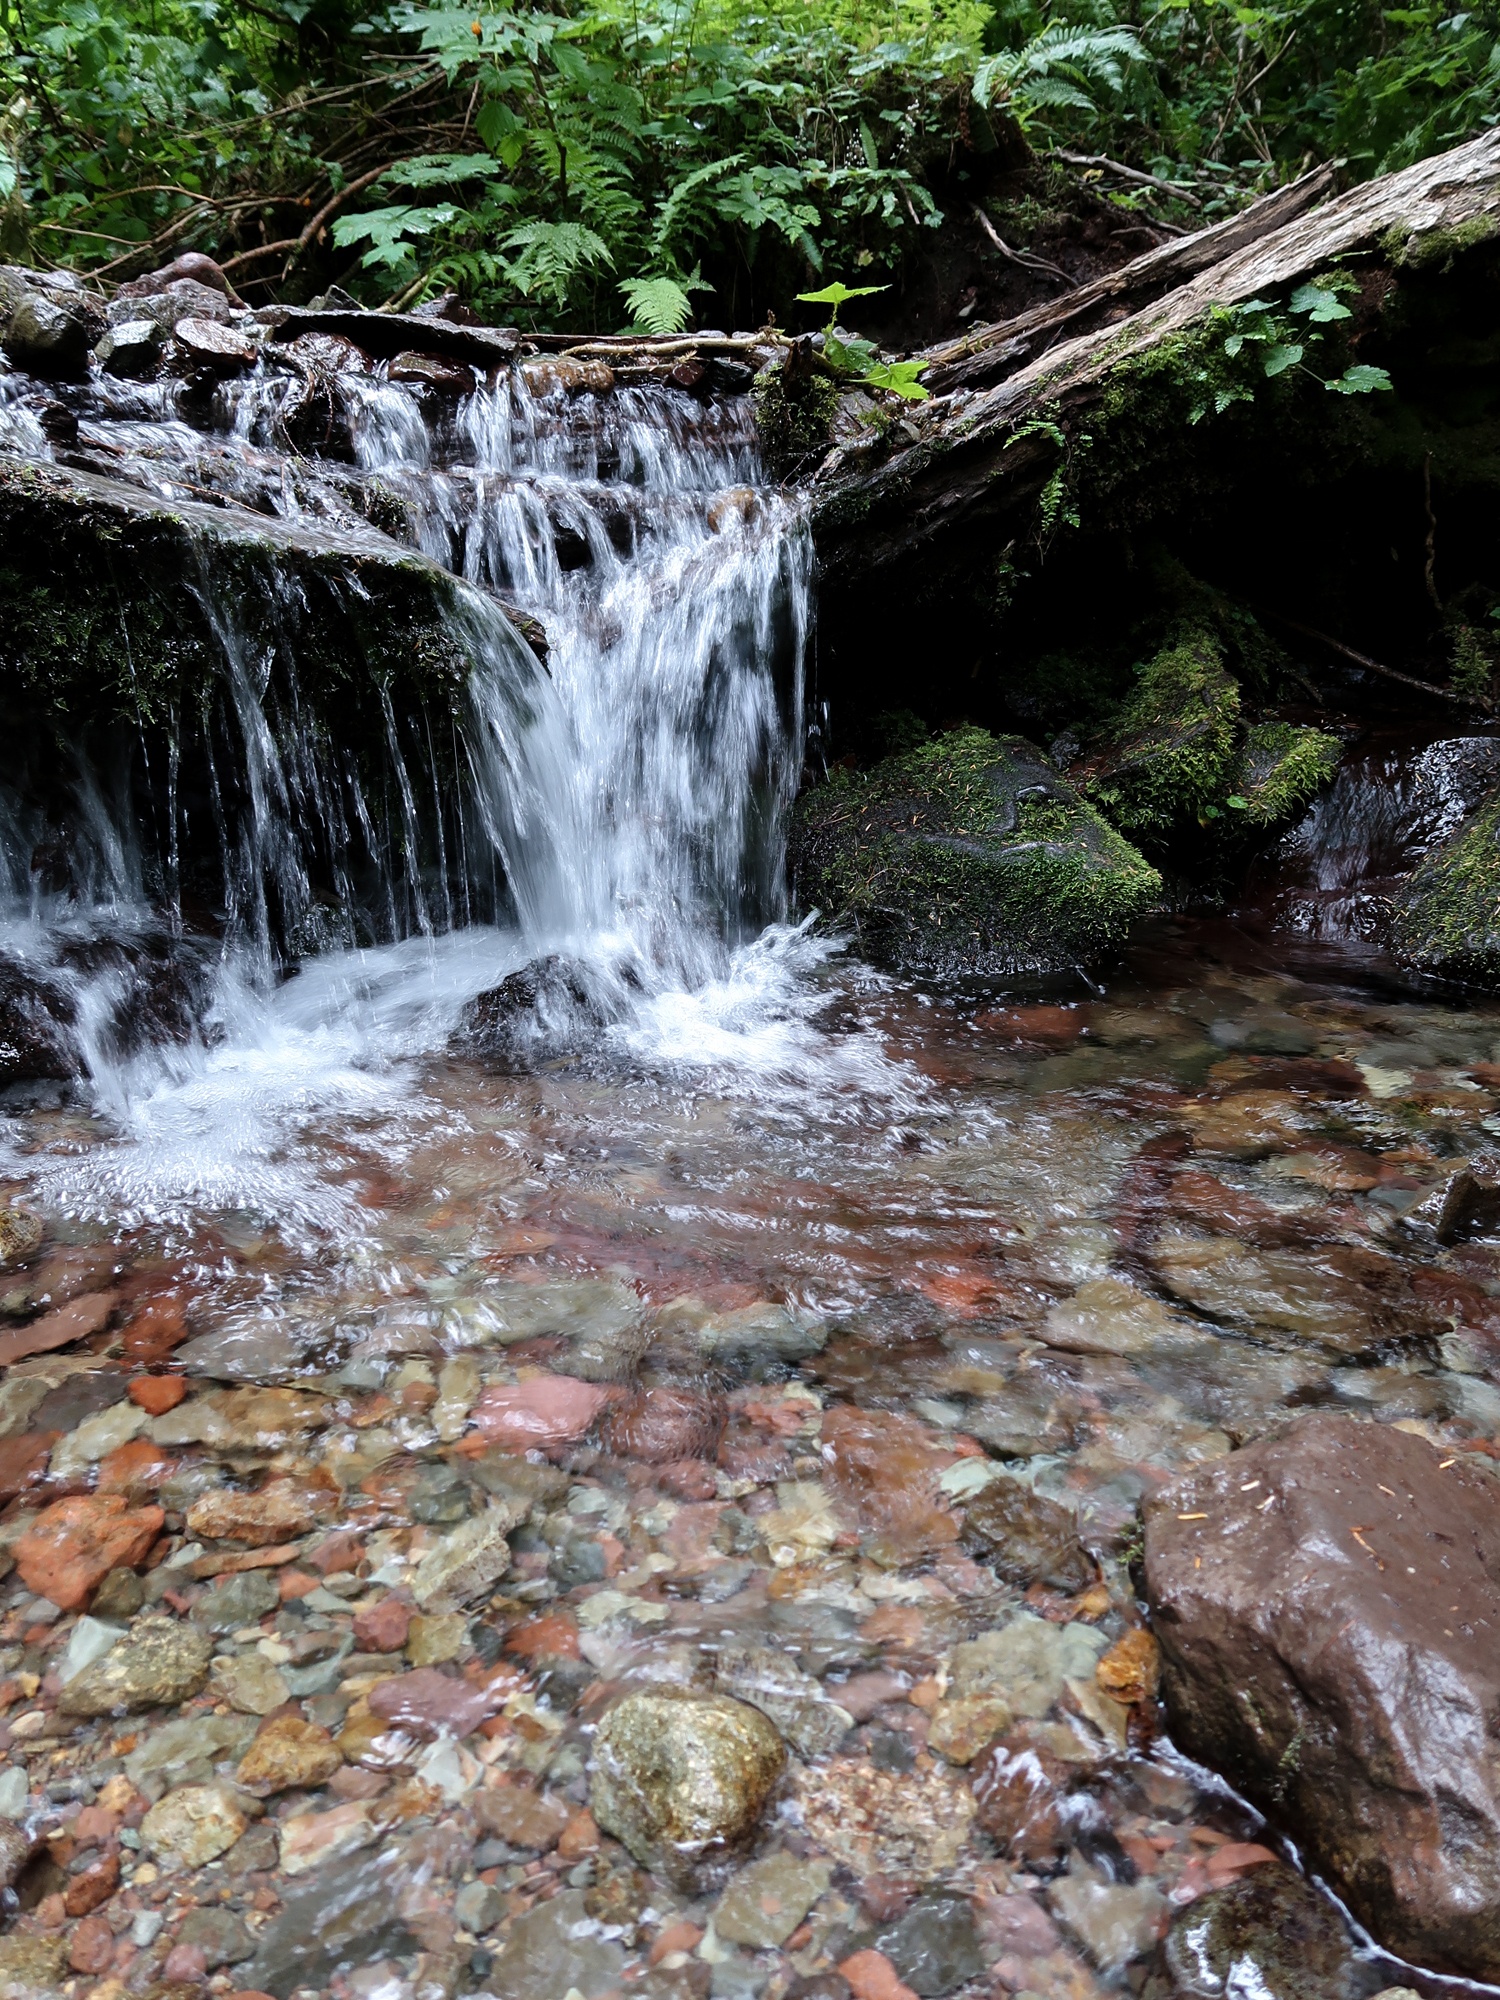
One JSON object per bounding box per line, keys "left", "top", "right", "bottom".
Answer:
{"left": 971, "top": 204, "right": 1075, "bottom": 287}
{"left": 1270, "top": 612, "right": 1491, "bottom": 712}
{"left": 1055, "top": 149, "right": 1204, "bottom": 210}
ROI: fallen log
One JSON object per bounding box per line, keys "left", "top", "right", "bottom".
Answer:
{"left": 808, "top": 131, "right": 1500, "bottom": 582}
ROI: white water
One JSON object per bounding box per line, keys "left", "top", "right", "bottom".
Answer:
{"left": 0, "top": 355, "right": 922, "bottom": 1229}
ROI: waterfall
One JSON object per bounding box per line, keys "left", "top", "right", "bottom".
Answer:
{"left": 0, "top": 346, "right": 820, "bottom": 1220}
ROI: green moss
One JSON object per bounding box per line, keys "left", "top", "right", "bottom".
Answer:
{"left": 790, "top": 726, "right": 1161, "bottom": 976}
{"left": 1076, "top": 630, "right": 1241, "bottom": 838}
{"left": 1235, "top": 721, "right": 1341, "bottom": 827}
{"left": 1390, "top": 793, "right": 1500, "bottom": 983}
{"left": 753, "top": 365, "right": 840, "bottom": 477}
{"left": 1386, "top": 215, "right": 1500, "bottom": 273}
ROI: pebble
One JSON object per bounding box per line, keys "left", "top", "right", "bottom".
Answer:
{"left": 187, "top": 1483, "right": 321, "bottom": 1544}
{"left": 237, "top": 1714, "right": 343, "bottom": 1792}
{"left": 209, "top": 1651, "right": 291, "bottom": 1714}
{"left": 141, "top": 1782, "right": 248, "bottom": 1867}
{"left": 714, "top": 1850, "right": 833, "bottom": 1948}
{"left": 408, "top": 1507, "right": 521, "bottom": 1609}
{"left": 485, "top": 1887, "right": 626, "bottom": 2000}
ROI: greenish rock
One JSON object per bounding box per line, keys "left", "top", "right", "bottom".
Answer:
{"left": 0, "top": 1934, "right": 67, "bottom": 1997}
{"left": 590, "top": 1687, "right": 787, "bottom": 1887}
{"left": 791, "top": 727, "right": 1160, "bottom": 976}
{"left": 58, "top": 1612, "right": 213, "bottom": 1716}
{"left": 125, "top": 1713, "right": 258, "bottom": 1794}
{"left": 1074, "top": 630, "right": 1240, "bottom": 839}
{"left": 1146, "top": 1863, "right": 1357, "bottom": 1998}
{"left": 1236, "top": 720, "right": 1340, "bottom": 827}
{"left": 875, "top": 1893, "right": 987, "bottom": 1996}
{"left": 715, "top": 1640, "right": 853, "bottom": 1760}
{"left": 1390, "top": 789, "right": 1500, "bottom": 983}
{"left": 175, "top": 1905, "right": 256, "bottom": 1967}
{"left": 246, "top": 1845, "right": 421, "bottom": 1997}
{"left": 192, "top": 1568, "right": 281, "bottom": 1633}
{"left": 487, "top": 1888, "right": 626, "bottom": 1999}
{"left": 714, "top": 1851, "right": 833, "bottom": 1948}
{"left": 950, "top": 1613, "right": 1108, "bottom": 1718}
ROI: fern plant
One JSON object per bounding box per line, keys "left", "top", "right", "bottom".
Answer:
{"left": 973, "top": 22, "right": 1146, "bottom": 126}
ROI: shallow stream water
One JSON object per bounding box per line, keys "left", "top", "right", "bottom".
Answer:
{"left": 1, "top": 336, "right": 1499, "bottom": 2000}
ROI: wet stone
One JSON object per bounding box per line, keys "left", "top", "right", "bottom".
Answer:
{"left": 714, "top": 1850, "right": 834, "bottom": 1948}
{"left": 487, "top": 1887, "right": 627, "bottom": 1998}
{"left": 873, "top": 1893, "right": 986, "bottom": 1998}
{"left": 59, "top": 1612, "right": 213, "bottom": 1715}
{"left": 245, "top": 1844, "right": 420, "bottom": 1997}
{"left": 950, "top": 1614, "right": 1108, "bottom": 1718}
{"left": 590, "top": 1687, "right": 787, "bottom": 1886}
{"left": 126, "top": 1712, "right": 258, "bottom": 1793}
{"left": 960, "top": 1474, "right": 1096, "bottom": 1592}
{"left": 1049, "top": 1863, "right": 1167, "bottom": 1976}
{"left": 141, "top": 1781, "right": 248, "bottom": 1866}
{"left": 409, "top": 1504, "right": 521, "bottom": 1608}
{"left": 238, "top": 1713, "right": 343, "bottom": 1791}
{"left": 715, "top": 1639, "right": 853, "bottom": 1760}
{"left": 192, "top": 1567, "right": 281, "bottom": 1631}
{"left": 1146, "top": 1863, "right": 1357, "bottom": 1999}
{"left": 175, "top": 1905, "right": 255, "bottom": 1967}
{"left": 209, "top": 1650, "right": 290, "bottom": 1713}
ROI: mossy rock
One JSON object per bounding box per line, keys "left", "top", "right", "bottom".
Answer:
{"left": 1236, "top": 720, "right": 1341, "bottom": 828}
{"left": 790, "top": 726, "right": 1161, "bottom": 976}
{"left": 1390, "top": 791, "right": 1500, "bottom": 983}
{"left": 1073, "top": 629, "right": 1241, "bottom": 839}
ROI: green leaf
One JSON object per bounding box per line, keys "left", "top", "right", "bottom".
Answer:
{"left": 1290, "top": 282, "right": 1353, "bottom": 322}
{"left": 796, "top": 280, "right": 887, "bottom": 308}
{"left": 379, "top": 153, "right": 503, "bottom": 189}
{"left": 824, "top": 329, "right": 877, "bottom": 373}
{"left": 1328, "top": 363, "right": 1394, "bottom": 395}
{"left": 1225, "top": 795, "right": 1248, "bottom": 809}
{"left": 619, "top": 270, "right": 710, "bottom": 336}
{"left": 1262, "top": 340, "right": 1304, "bottom": 376}
{"left": 863, "top": 356, "right": 930, "bottom": 400}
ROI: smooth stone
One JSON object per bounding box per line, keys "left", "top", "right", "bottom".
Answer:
{"left": 1147, "top": 1863, "right": 1356, "bottom": 1999}
{"left": 57, "top": 1614, "right": 125, "bottom": 1684}
{"left": 715, "top": 1640, "right": 852, "bottom": 1760}
{"left": 209, "top": 1652, "right": 290, "bottom": 1714}
{"left": 714, "top": 1850, "right": 833, "bottom": 1948}
{"left": 47, "top": 1400, "right": 148, "bottom": 1479}
{"left": 590, "top": 1688, "right": 786, "bottom": 1886}
{"left": 454, "top": 1878, "right": 507, "bottom": 1934}
{"left": 192, "top": 1568, "right": 281, "bottom": 1632}
{"left": 237, "top": 1714, "right": 343, "bottom": 1792}
{"left": 125, "top": 1713, "right": 257, "bottom": 1793}
{"left": 960, "top": 1475, "right": 1096, "bottom": 1592}
{"left": 0, "top": 1767, "right": 27, "bottom": 1818}
{"left": 485, "top": 1887, "right": 626, "bottom": 1999}
{"left": 175, "top": 1904, "right": 255, "bottom": 1966}
{"left": 1049, "top": 1863, "right": 1167, "bottom": 1976}
{"left": 874, "top": 1893, "right": 987, "bottom": 1997}
{"left": 141, "top": 1782, "right": 247, "bottom": 1867}
{"left": 950, "top": 1614, "right": 1108, "bottom": 1719}
{"left": 245, "top": 1844, "right": 420, "bottom": 1997}
{"left": 1146, "top": 1414, "right": 1500, "bottom": 1979}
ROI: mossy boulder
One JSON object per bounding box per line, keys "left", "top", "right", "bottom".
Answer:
{"left": 1236, "top": 720, "right": 1341, "bottom": 827}
{"left": 1390, "top": 791, "right": 1500, "bottom": 983}
{"left": 790, "top": 727, "right": 1161, "bottom": 976}
{"left": 1072, "top": 630, "right": 1241, "bottom": 839}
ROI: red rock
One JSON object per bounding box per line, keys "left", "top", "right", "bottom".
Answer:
{"left": 470, "top": 1375, "right": 610, "bottom": 1451}
{"left": 556, "top": 1808, "right": 600, "bottom": 1861}
{"left": 97, "top": 1437, "right": 173, "bottom": 1495}
{"left": 821, "top": 1405, "right": 960, "bottom": 1565}
{"left": 68, "top": 1916, "right": 115, "bottom": 1974}
{"left": 278, "top": 1569, "right": 319, "bottom": 1601}
{"left": 650, "top": 1919, "right": 704, "bottom": 1964}
{"left": 655, "top": 1458, "right": 719, "bottom": 1501}
{"left": 161, "top": 1941, "right": 209, "bottom": 1984}
{"left": 63, "top": 1848, "right": 119, "bottom": 1916}
{"left": 600, "top": 1388, "right": 723, "bottom": 1464}
{"left": 69, "top": 1807, "right": 119, "bottom": 1846}
{"left": 716, "top": 1427, "right": 792, "bottom": 1482}
{"left": 504, "top": 1613, "right": 580, "bottom": 1662}
{"left": 0, "top": 1291, "right": 118, "bottom": 1368}
{"left": 307, "top": 1530, "right": 363, "bottom": 1575}
{"left": 835, "top": 1671, "right": 910, "bottom": 1721}
{"left": 353, "top": 1594, "right": 411, "bottom": 1653}
{"left": 368, "top": 1667, "right": 504, "bottom": 1739}
{"left": 16, "top": 1494, "right": 165, "bottom": 1610}
{"left": 838, "top": 1947, "right": 919, "bottom": 2000}
{"left": 0, "top": 1430, "right": 57, "bottom": 1503}
{"left": 1206, "top": 1841, "right": 1279, "bottom": 1887}
{"left": 127, "top": 1375, "right": 186, "bottom": 1415}
{"left": 119, "top": 1290, "right": 191, "bottom": 1365}
{"left": 974, "top": 1004, "right": 1090, "bottom": 1046}
{"left": 190, "top": 1543, "right": 304, "bottom": 1580}
{"left": 475, "top": 1785, "right": 570, "bottom": 1850}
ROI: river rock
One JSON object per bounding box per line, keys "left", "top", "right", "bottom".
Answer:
{"left": 470, "top": 1374, "right": 612, "bottom": 1450}
{"left": 125, "top": 1712, "right": 256, "bottom": 1792}
{"left": 793, "top": 1756, "right": 976, "bottom": 1882}
{"left": 1146, "top": 1231, "right": 1437, "bottom": 1355}
{"left": 187, "top": 1481, "right": 321, "bottom": 1544}
{"left": 590, "top": 1687, "right": 786, "bottom": 1884}
{"left": 408, "top": 1504, "right": 521, "bottom": 1608}
{"left": 15, "top": 1492, "right": 164, "bottom": 1609}
{"left": 210, "top": 1651, "right": 290, "bottom": 1714}
{"left": 715, "top": 1639, "right": 853, "bottom": 1759}
{"left": 1049, "top": 1862, "right": 1167, "bottom": 1976}
{"left": 1, "top": 279, "right": 103, "bottom": 376}
{"left": 789, "top": 727, "right": 1160, "bottom": 977}
{"left": 110, "top": 276, "right": 232, "bottom": 331}
{"left": 714, "top": 1850, "right": 833, "bottom": 1949}
{"left": 245, "top": 1842, "right": 420, "bottom": 1996}
{"left": 950, "top": 1613, "right": 1108, "bottom": 1718}
{"left": 151, "top": 1383, "right": 331, "bottom": 1449}
{"left": 141, "top": 1782, "right": 247, "bottom": 1866}
{"left": 1144, "top": 1862, "right": 1356, "bottom": 1999}
{"left": 486, "top": 1887, "right": 625, "bottom": 1998}
{"left": 237, "top": 1714, "right": 343, "bottom": 1792}
{"left": 960, "top": 1474, "right": 1095, "bottom": 1591}
{"left": 874, "top": 1893, "right": 986, "bottom": 1997}
{"left": 96, "top": 318, "right": 164, "bottom": 378}
{"left": 1145, "top": 1413, "right": 1500, "bottom": 1980}
{"left": 0, "top": 956, "right": 78, "bottom": 1085}
{"left": 59, "top": 1611, "right": 213, "bottom": 1715}
{"left": 0, "top": 1206, "right": 42, "bottom": 1266}
{"left": 0, "top": 1936, "right": 66, "bottom": 1997}
{"left": 173, "top": 314, "right": 258, "bottom": 375}
{"left": 192, "top": 1567, "right": 280, "bottom": 1631}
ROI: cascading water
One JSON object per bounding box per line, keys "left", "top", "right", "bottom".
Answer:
{"left": 0, "top": 342, "right": 870, "bottom": 1230}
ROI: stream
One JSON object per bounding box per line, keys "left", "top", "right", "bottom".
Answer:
{"left": 1, "top": 330, "right": 1498, "bottom": 2000}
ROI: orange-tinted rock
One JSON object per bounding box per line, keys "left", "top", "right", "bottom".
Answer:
{"left": 601, "top": 1387, "right": 723, "bottom": 1464}
{"left": 0, "top": 1291, "right": 118, "bottom": 1368}
{"left": 838, "top": 1948, "right": 920, "bottom": 2000}
{"left": 656, "top": 1458, "right": 719, "bottom": 1501}
{"left": 62, "top": 1848, "right": 119, "bottom": 1917}
{"left": 821, "top": 1404, "right": 960, "bottom": 1565}
{"left": 556, "top": 1807, "right": 600, "bottom": 1861}
{"left": 186, "top": 1484, "right": 320, "bottom": 1546}
{"left": 475, "top": 1785, "right": 570, "bottom": 1851}
{"left": 96, "top": 1437, "right": 173, "bottom": 1495}
{"left": 471, "top": 1375, "right": 611, "bottom": 1451}
{"left": 307, "top": 1531, "right": 363, "bottom": 1575}
{"left": 974, "top": 1004, "right": 1090, "bottom": 1046}
{"left": 352, "top": 1593, "right": 411, "bottom": 1653}
{"left": 504, "top": 1612, "right": 580, "bottom": 1662}
{"left": 119, "top": 1290, "right": 191, "bottom": 1366}
{"left": 127, "top": 1375, "right": 186, "bottom": 1415}
{"left": 16, "top": 1494, "right": 165, "bottom": 1610}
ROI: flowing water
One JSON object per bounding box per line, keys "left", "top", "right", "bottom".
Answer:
{"left": 1, "top": 344, "right": 1499, "bottom": 1998}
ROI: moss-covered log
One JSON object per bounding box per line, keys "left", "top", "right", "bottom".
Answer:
{"left": 790, "top": 728, "right": 1161, "bottom": 976}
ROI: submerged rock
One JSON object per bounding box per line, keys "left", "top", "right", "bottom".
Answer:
{"left": 790, "top": 727, "right": 1159, "bottom": 976}
{"left": 960, "top": 1474, "right": 1096, "bottom": 1592}
{"left": 0, "top": 957, "right": 78, "bottom": 1086}
{"left": 590, "top": 1687, "right": 786, "bottom": 1885}
{"left": 486, "top": 1887, "right": 626, "bottom": 1999}
{"left": 1145, "top": 1413, "right": 1500, "bottom": 1981}
{"left": 59, "top": 1612, "right": 213, "bottom": 1715}
{"left": 456, "top": 953, "right": 627, "bottom": 1064}
{"left": 1145, "top": 1862, "right": 1356, "bottom": 1998}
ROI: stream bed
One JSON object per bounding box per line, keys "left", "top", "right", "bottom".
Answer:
{"left": 1, "top": 304, "right": 1498, "bottom": 2000}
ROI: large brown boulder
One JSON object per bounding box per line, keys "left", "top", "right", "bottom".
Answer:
{"left": 1144, "top": 1413, "right": 1500, "bottom": 1980}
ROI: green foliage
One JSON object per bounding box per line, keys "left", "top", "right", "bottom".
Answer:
{"left": 973, "top": 21, "right": 1146, "bottom": 126}
{"left": 797, "top": 279, "right": 931, "bottom": 398}
{"left": 1080, "top": 629, "right": 1241, "bottom": 837}
{"left": 1392, "top": 792, "right": 1500, "bottom": 981}
{"left": 1185, "top": 283, "right": 1393, "bottom": 422}
{"left": 620, "top": 271, "right": 707, "bottom": 334}
{"left": 1235, "top": 721, "right": 1340, "bottom": 826}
